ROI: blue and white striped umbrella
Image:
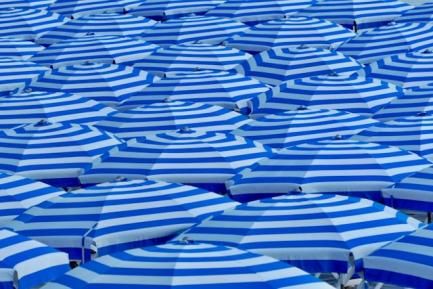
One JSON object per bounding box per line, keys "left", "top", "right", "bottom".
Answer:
{"left": 0, "top": 37, "right": 43, "bottom": 60}
{"left": 0, "top": 8, "right": 67, "bottom": 41}
{"left": 31, "top": 62, "right": 158, "bottom": 107}
{"left": 363, "top": 224, "right": 433, "bottom": 289}
{"left": 40, "top": 242, "right": 335, "bottom": 289}
{"left": 0, "top": 172, "right": 63, "bottom": 226}
{"left": 205, "top": 0, "right": 314, "bottom": 24}
{"left": 0, "top": 0, "right": 54, "bottom": 9}
{"left": 96, "top": 101, "right": 250, "bottom": 139}
{"left": 366, "top": 49, "right": 433, "bottom": 88}
{"left": 133, "top": 43, "right": 253, "bottom": 76}
{"left": 141, "top": 16, "right": 249, "bottom": 47}
{"left": 0, "top": 229, "right": 69, "bottom": 289}
{"left": 119, "top": 70, "right": 269, "bottom": 111}
{"left": 31, "top": 35, "right": 159, "bottom": 67}
{"left": 396, "top": 1, "right": 433, "bottom": 23}
{"left": 79, "top": 130, "right": 272, "bottom": 193}
{"left": 233, "top": 108, "right": 377, "bottom": 149}
{"left": 38, "top": 13, "right": 156, "bottom": 45}
{"left": 234, "top": 46, "right": 362, "bottom": 86}
{"left": 0, "top": 58, "right": 49, "bottom": 93}
{"left": 6, "top": 179, "right": 237, "bottom": 260}
{"left": 0, "top": 89, "right": 114, "bottom": 129}
{"left": 49, "top": 0, "right": 142, "bottom": 18}
{"left": 227, "top": 139, "right": 431, "bottom": 202}
{"left": 247, "top": 73, "right": 402, "bottom": 118}
{"left": 0, "top": 121, "right": 122, "bottom": 187}
{"left": 338, "top": 22, "right": 433, "bottom": 64}
{"left": 180, "top": 193, "right": 421, "bottom": 276}
{"left": 225, "top": 16, "right": 355, "bottom": 53}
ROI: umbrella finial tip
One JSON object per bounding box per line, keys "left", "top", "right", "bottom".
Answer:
{"left": 181, "top": 237, "right": 193, "bottom": 244}
{"left": 114, "top": 176, "right": 127, "bottom": 182}
{"left": 178, "top": 126, "right": 193, "bottom": 133}
{"left": 35, "top": 119, "right": 49, "bottom": 126}
{"left": 297, "top": 105, "right": 308, "bottom": 111}
{"left": 86, "top": 32, "right": 95, "bottom": 36}
{"left": 423, "top": 49, "right": 433, "bottom": 54}
{"left": 333, "top": 134, "right": 342, "bottom": 140}
{"left": 417, "top": 111, "right": 428, "bottom": 116}
{"left": 24, "top": 87, "right": 32, "bottom": 93}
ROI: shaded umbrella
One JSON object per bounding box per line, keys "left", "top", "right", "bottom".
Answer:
{"left": 49, "top": 0, "right": 142, "bottom": 18}
{"left": 0, "top": 0, "right": 54, "bottom": 9}
{"left": 0, "top": 58, "right": 49, "bottom": 93}
{"left": 0, "top": 37, "right": 43, "bottom": 60}
{"left": 396, "top": 1, "right": 433, "bottom": 23}
{"left": 6, "top": 179, "right": 236, "bottom": 261}
{"left": 234, "top": 46, "right": 362, "bottom": 86}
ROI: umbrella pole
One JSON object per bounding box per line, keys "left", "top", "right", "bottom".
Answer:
{"left": 353, "top": 21, "right": 358, "bottom": 33}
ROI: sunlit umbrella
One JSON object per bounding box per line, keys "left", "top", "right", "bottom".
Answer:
{"left": 0, "top": 0, "right": 54, "bottom": 9}
{"left": 396, "top": 1, "right": 433, "bottom": 23}
{"left": 0, "top": 37, "right": 43, "bottom": 60}
{"left": 49, "top": 0, "right": 142, "bottom": 18}
{"left": 0, "top": 58, "right": 49, "bottom": 93}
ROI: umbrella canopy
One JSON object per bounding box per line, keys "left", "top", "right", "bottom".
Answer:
{"left": 0, "top": 229, "right": 69, "bottom": 289}
{"left": 6, "top": 179, "right": 237, "bottom": 260}
{"left": 79, "top": 130, "right": 273, "bottom": 193}
{"left": 95, "top": 101, "right": 250, "bottom": 139}
{"left": 225, "top": 16, "right": 355, "bottom": 53}
{"left": 49, "top": 0, "right": 142, "bottom": 18}
{"left": 37, "top": 12, "right": 156, "bottom": 45}
{"left": 0, "top": 58, "right": 49, "bottom": 93}
{"left": 0, "top": 89, "right": 114, "bottom": 129}
{"left": 0, "top": 121, "right": 122, "bottom": 187}
{"left": 247, "top": 73, "right": 402, "bottom": 118}
{"left": 30, "top": 62, "right": 158, "bottom": 107}
{"left": 234, "top": 46, "right": 362, "bottom": 86}
{"left": 40, "top": 242, "right": 335, "bottom": 289}
{"left": 119, "top": 70, "right": 269, "bottom": 111}
{"left": 180, "top": 193, "right": 421, "bottom": 275}
{"left": 396, "top": 1, "right": 433, "bottom": 23}
{"left": 133, "top": 43, "right": 253, "bottom": 76}
{"left": 227, "top": 138, "right": 431, "bottom": 203}
{"left": 31, "top": 35, "right": 159, "bottom": 67}
{"left": 338, "top": 22, "right": 433, "bottom": 64}
{"left": 0, "top": 37, "right": 43, "bottom": 60}
{"left": 363, "top": 224, "right": 433, "bottom": 289}
{"left": 0, "top": 8, "right": 66, "bottom": 41}
{"left": 0, "top": 172, "right": 63, "bottom": 226}
{"left": 233, "top": 108, "right": 377, "bottom": 149}
{"left": 0, "top": 0, "right": 54, "bottom": 9}
{"left": 141, "top": 16, "right": 249, "bottom": 47}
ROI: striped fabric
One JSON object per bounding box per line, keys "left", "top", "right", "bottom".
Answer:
{"left": 0, "top": 172, "right": 63, "bottom": 226}
{"left": 119, "top": 70, "right": 269, "bottom": 111}
{"left": 234, "top": 46, "right": 362, "bottom": 86}
{"left": 0, "top": 89, "right": 114, "bottom": 129}
{"left": 233, "top": 108, "right": 377, "bottom": 149}
{"left": 0, "top": 121, "right": 122, "bottom": 187}
{"left": 0, "top": 229, "right": 69, "bottom": 289}
{"left": 31, "top": 35, "right": 159, "bottom": 67}
{"left": 6, "top": 179, "right": 237, "bottom": 260}
{"left": 31, "top": 62, "right": 158, "bottom": 107}
{"left": 0, "top": 37, "right": 43, "bottom": 60}
{"left": 227, "top": 139, "right": 431, "bottom": 202}
{"left": 0, "top": 8, "right": 66, "bottom": 41}
{"left": 0, "top": 58, "right": 49, "bottom": 93}
{"left": 96, "top": 101, "right": 250, "bottom": 139}
{"left": 49, "top": 0, "right": 142, "bottom": 18}
{"left": 38, "top": 13, "right": 157, "bottom": 45}
{"left": 180, "top": 194, "right": 421, "bottom": 274}
{"left": 0, "top": 0, "right": 54, "bottom": 9}
{"left": 397, "top": 2, "right": 433, "bottom": 23}
{"left": 225, "top": 16, "right": 355, "bottom": 53}
{"left": 141, "top": 16, "right": 249, "bottom": 47}
{"left": 40, "top": 242, "right": 335, "bottom": 289}
{"left": 338, "top": 22, "right": 433, "bottom": 64}
{"left": 79, "top": 130, "right": 273, "bottom": 193}
{"left": 248, "top": 73, "right": 402, "bottom": 118}
{"left": 363, "top": 224, "right": 433, "bottom": 289}
{"left": 133, "top": 43, "right": 253, "bottom": 76}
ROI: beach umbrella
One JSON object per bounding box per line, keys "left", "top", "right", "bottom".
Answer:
{"left": 119, "top": 70, "right": 269, "bottom": 111}
{"left": 0, "top": 89, "right": 114, "bottom": 129}
{"left": 40, "top": 242, "right": 335, "bottom": 289}
{"left": 0, "top": 8, "right": 66, "bottom": 41}
{"left": 6, "top": 179, "right": 237, "bottom": 261}
{"left": 0, "top": 0, "right": 54, "bottom": 9}
{"left": 225, "top": 16, "right": 355, "bottom": 54}
{"left": 0, "top": 58, "right": 49, "bottom": 93}
{"left": 180, "top": 193, "right": 421, "bottom": 282}
{"left": 338, "top": 22, "right": 433, "bottom": 64}
{"left": 37, "top": 12, "right": 156, "bottom": 45}
{"left": 141, "top": 16, "right": 249, "bottom": 47}
{"left": 366, "top": 49, "right": 433, "bottom": 88}
{"left": 363, "top": 223, "right": 433, "bottom": 289}
{"left": 234, "top": 46, "right": 362, "bottom": 86}
{"left": 233, "top": 108, "right": 377, "bottom": 149}
{"left": 227, "top": 138, "right": 431, "bottom": 203}
{"left": 30, "top": 62, "right": 158, "bottom": 107}
{"left": 79, "top": 130, "right": 272, "bottom": 193}
{"left": 0, "top": 229, "right": 69, "bottom": 289}
{"left": 133, "top": 43, "right": 253, "bottom": 76}
{"left": 396, "top": 1, "right": 433, "bottom": 23}
{"left": 95, "top": 101, "right": 250, "bottom": 139}
{"left": 0, "top": 37, "right": 43, "bottom": 60}
{"left": 49, "top": 0, "right": 142, "bottom": 18}
{"left": 247, "top": 73, "right": 402, "bottom": 118}
{"left": 0, "top": 121, "right": 122, "bottom": 187}
{"left": 31, "top": 35, "right": 159, "bottom": 67}
{"left": 0, "top": 172, "right": 63, "bottom": 226}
